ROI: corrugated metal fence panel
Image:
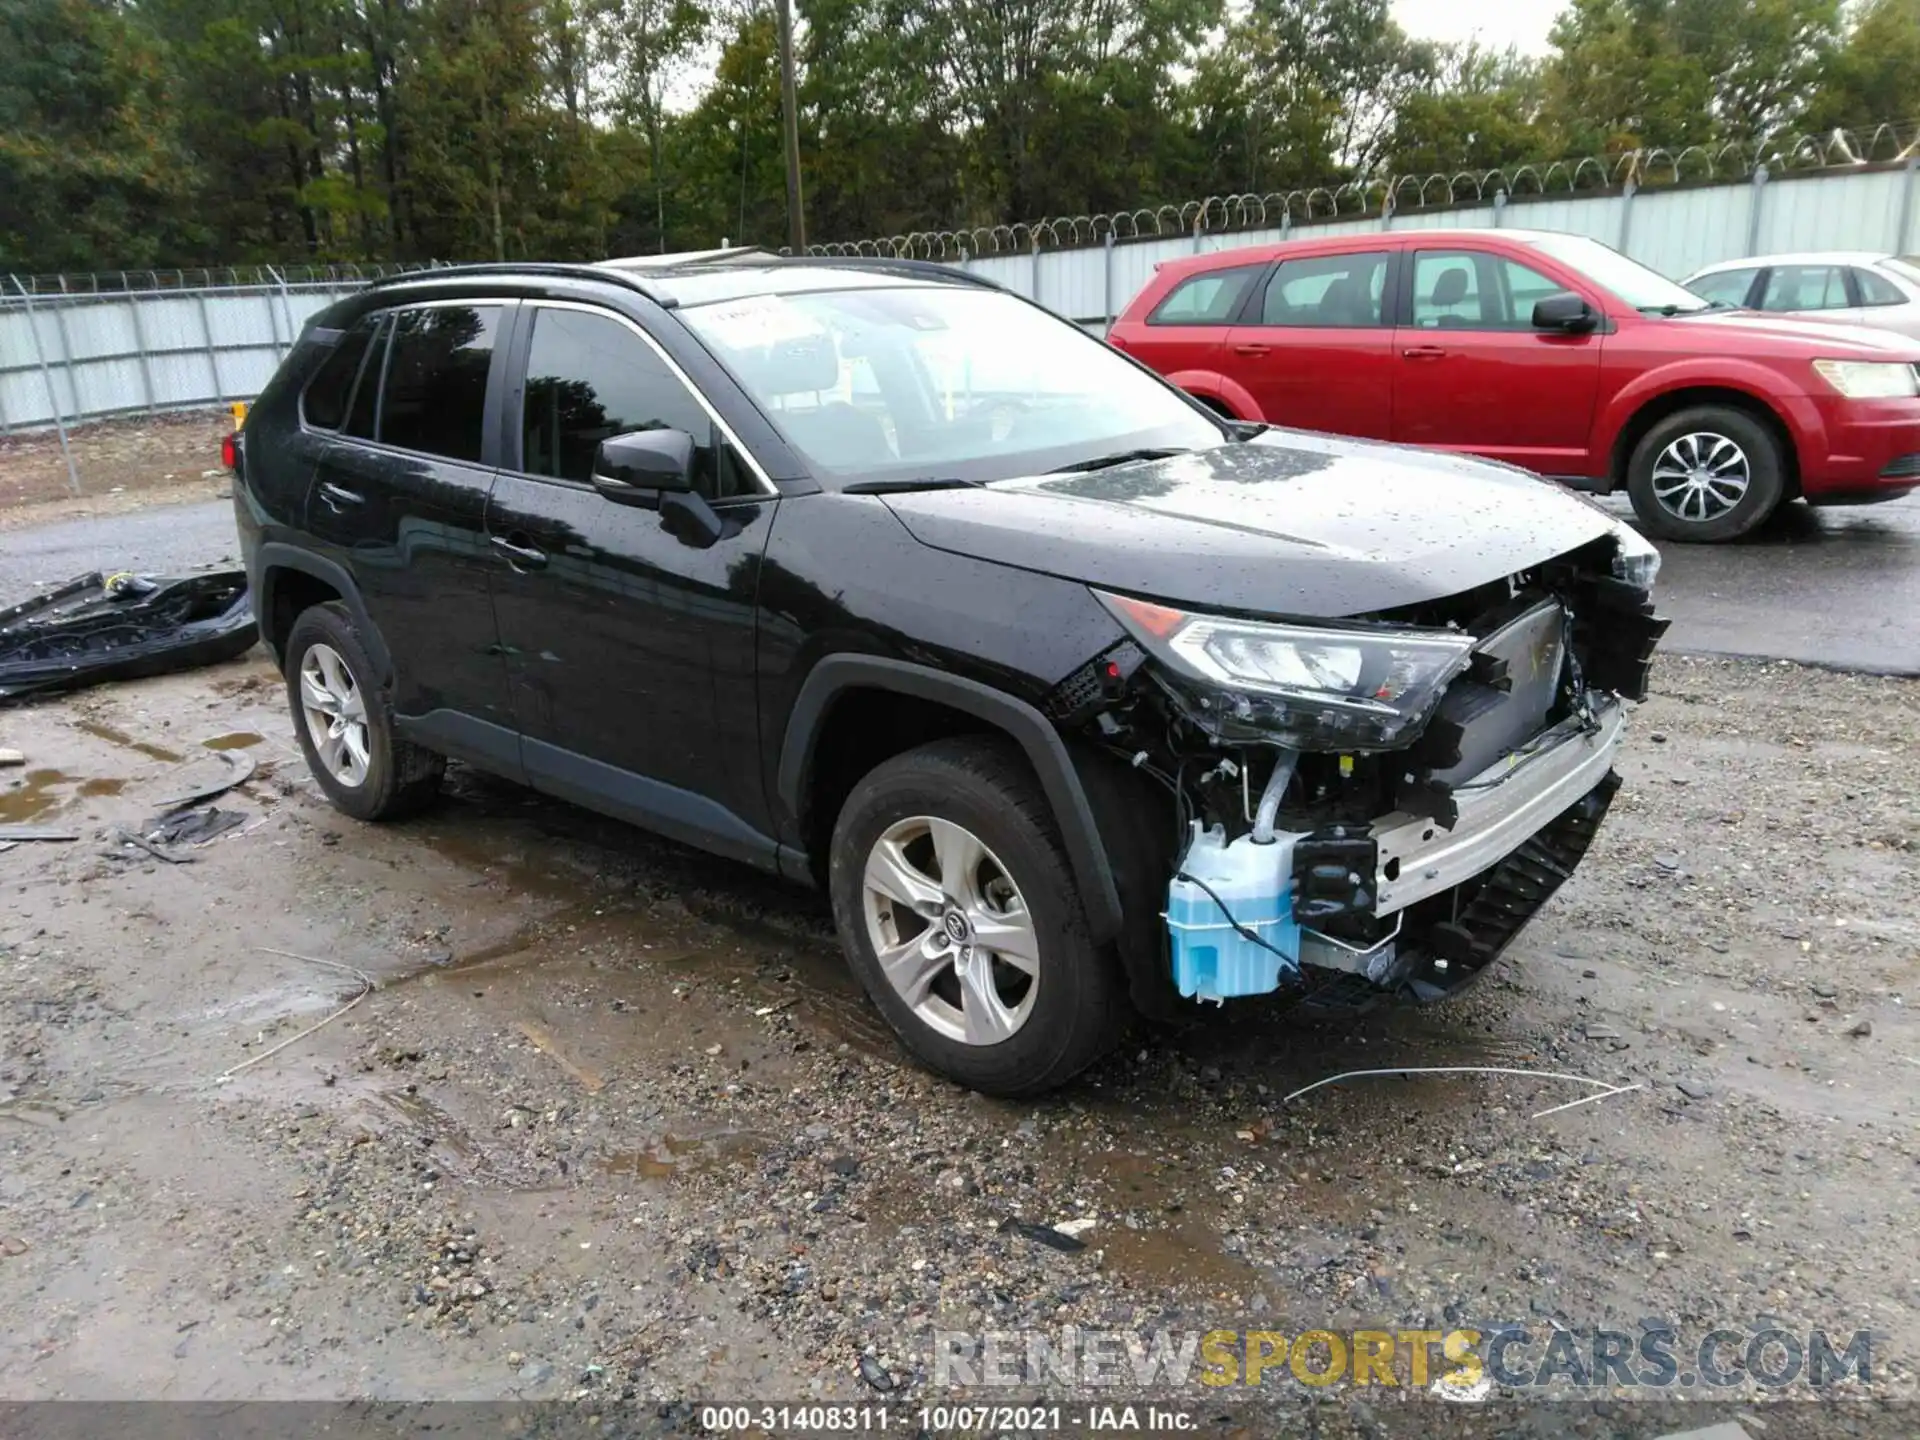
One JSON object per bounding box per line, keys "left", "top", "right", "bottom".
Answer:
{"left": 0, "top": 282, "right": 360, "bottom": 430}
{"left": 1755, "top": 168, "right": 1905, "bottom": 257}
{"left": 1625, "top": 184, "right": 1759, "bottom": 279}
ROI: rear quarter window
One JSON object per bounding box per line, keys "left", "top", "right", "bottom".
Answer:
{"left": 300, "top": 318, "right": 378, "bottom": 430}
{"left": 1147, "top": 264, "right": 1265, "bottom": 326}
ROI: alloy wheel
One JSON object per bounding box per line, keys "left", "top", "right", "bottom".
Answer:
{"left": 1650, "top": 431, "right": 1751, "bottom": 523}
{"left": 298, "top": 642, "right": 371, "bottom": 788}
{"left": 860, "top": 815, "right": 1039, "bottom": 1046}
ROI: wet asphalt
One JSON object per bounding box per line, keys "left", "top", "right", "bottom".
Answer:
{"left": 3, "top": 490, "right": 1917, "bottom": 675}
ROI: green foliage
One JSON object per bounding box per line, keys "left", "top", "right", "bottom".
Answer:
{"left": 0, "top": 0, "right": 1912, "bottom": 272}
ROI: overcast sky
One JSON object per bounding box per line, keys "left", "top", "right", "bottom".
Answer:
{"left": 1391, "top": 0, "right": 1560, "bottom": 55}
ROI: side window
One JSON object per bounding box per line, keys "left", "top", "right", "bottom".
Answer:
{"left": 520, "top": 307, "right": 740, "bottom": 497}
{"left": 1688, "top": 268, "right": 1758, "bottom": 307}
{"left": 1760, "top": 265, "right": 1849, "bottom": 312}
{"left": 344, "top": 316, "right": 388, "bottom": 439}
{"left": 1148, "top": 264, "right": 1265, "bottom": 325}
{"left": 301, "top": 316, "right": 378, "bottom": 430}
{"left": 377, "top": 305, "right": 502, "bottom": 462}
{"left": 1412, "top": 251, "right": 1568, "bottom": 330}
{"left": 1261, "top": 252, "right": 1388, "bottom": 326}
{"left": 1411, "top": 252, "right": 1484, "bottom": 328}
{"left": 1498, "top": 257, "right": 1568, "bottom": 323}
{"left": 1854, "top": 267, "right": 1905, "bottom": 306}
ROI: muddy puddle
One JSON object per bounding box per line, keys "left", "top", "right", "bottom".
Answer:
{"left": 73, "top": 718, "right": 185, "bottom": 763}
{"left": 601, "top": 1128, "right": 768, "bottom": 1183}
{"left": 202, "top": 732, "right": 264, "bottom": 751}
{"left": 0, "top": 769, "right": 74, "bottom": 824}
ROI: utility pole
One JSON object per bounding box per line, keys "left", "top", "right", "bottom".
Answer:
{"left": 774, "top": 0, "right": 806, "bottom": 253}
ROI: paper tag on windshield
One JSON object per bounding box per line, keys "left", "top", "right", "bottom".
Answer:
{"left": 697, "top": 295, "right": 824, "bottom": 350}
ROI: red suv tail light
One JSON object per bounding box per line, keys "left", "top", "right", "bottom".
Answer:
{"left": 221, "top": 432, "right": 239, "bottom": 471}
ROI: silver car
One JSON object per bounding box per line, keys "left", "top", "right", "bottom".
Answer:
{"left": 1682, "top": 251, "right": 1920, "bottom": 338}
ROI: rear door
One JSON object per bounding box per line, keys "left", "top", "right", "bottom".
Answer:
{"left": 1389, "top": 247, "right": 1603, "bottom": 474}
{"left": 302, "top": 300, "right": 515, "bottom": 738}
{"left": 1223, "top": 248, "right": 1396, "bottom": 437}
{"left": 485, "top": 301, "right": 779, "bottom": 863}
{"left": 1115, "top": 261, "right": 1266, "bottom": 406}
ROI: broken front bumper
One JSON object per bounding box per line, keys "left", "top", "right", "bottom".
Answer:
{"left": 1373, "top": 695, "right": 1626, "bottom": 918}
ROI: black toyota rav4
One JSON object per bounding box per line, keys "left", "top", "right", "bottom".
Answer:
{"left": 233, "top": 254, "right": 1667, "bottom": 1096}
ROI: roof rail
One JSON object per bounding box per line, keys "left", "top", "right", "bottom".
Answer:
{"left": 361, "top": 261, "right": 667, "bottom": 302}
{"left": 781, "top": 255, "right": 1002, "bottom": 290}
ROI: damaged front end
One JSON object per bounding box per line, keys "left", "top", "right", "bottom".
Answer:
{"left": 1050, "top": 527, "right": 1668, "bottom": 1012}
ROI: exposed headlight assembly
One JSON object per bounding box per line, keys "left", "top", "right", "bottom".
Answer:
{"left": 1610, "top": 522, "right": 1661, "bottom": 592}
{"left": 1096, "top": 589, "right": 1475, "bottom": 751}
{"left": 1812, "top": 359, "right": 1919, "bottom": 399}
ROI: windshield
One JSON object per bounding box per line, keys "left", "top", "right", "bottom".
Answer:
{"left": 680, "top": 285, "right": 1226, "bottom": 486}
{"left": 1518, "top": 232, "right": 1712, "bottom": 314}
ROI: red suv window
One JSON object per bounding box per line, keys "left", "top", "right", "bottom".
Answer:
{"left": 1148, "top": 264, "right": 1266, "bottom": 325}
{"left": 1257, "top": 252, "right": 1390, "bottom": 327}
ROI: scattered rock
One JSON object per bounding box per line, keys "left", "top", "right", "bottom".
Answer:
{"left": 857, "top": 1354, "right": 895, "bottom": 1392}
{"left": 1675, "top": 1079, "right": 1712, "bottom": 1100}
{"left": 1000, "top": 1218, "right": 1087, "bottom": 1253}
{"left": 1848, "top": 1019, "right": 1872, "bottom": 1038}
{"left": 0, "top": 1237, "right": 27, "bottom": 1257}
{"left": 518, "top": 1361, "right": 555, "bottom": 1385}
{"left": 1811, "top": 982, "right": 1837, "bottom": 999}
{"left": 0, "top": 748, "right": 24, "bottom": 767}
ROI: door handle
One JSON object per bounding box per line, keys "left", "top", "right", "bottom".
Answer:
{"left": 490, "top": 534, "right": 548, "bottom": 570}
{"left": 1232, "top": 343, "right": 1271, "bottom": 357}
{"left": 317, "top": 481, "right": 364, "bottom": 510}
{"left": 1401, "top": 346, "right": 1447, "bottom": 360}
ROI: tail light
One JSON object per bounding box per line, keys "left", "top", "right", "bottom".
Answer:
{"left": 221, "top": 432, "right": 240, "bottom": 471}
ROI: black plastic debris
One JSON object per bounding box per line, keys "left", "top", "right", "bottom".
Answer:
{"left": 145, "top": 806, "right": 246, "bottom": 847}
{"left": 0, "top": 569, "right": 258, "bottom": 704}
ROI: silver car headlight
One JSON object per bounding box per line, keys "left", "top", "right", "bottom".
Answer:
{"left": 1096, "top": 590, "right": 1475, "bottom": 751}
{"left": 1812, "top": 359, "right": 1919, "bottom": 399}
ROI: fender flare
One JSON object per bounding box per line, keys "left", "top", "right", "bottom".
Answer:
{"left": 253, "top": 543, "right": 392, "bottom": 681}
{"left": 1594, "top": 363, "right": 1811, "bottom": 483}
{"left": 776, "top": 654, "right": 1124, "bottom": 945}
{"left": 1164, "top": 369, "right": 1261, "bottom": 422}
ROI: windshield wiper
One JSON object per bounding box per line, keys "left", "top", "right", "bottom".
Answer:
{"left": 1639, "top": 303, "right": 1712, "bottom": 316}
{"left": 1045, "top": 447, "right": 1189, "bottom": 475}
{"left": 842, "top": 476, "right": 982, "bottom": 495}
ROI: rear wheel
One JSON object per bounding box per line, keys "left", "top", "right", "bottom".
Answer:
{"left": 284, "top": 602, "right": 444, "bottom": 821}
{"left": 828, "top": 737, "right": 1129, "bottom": 1096}
{"left": 1626, "top": 405, "right": 1786, "bottom": 542}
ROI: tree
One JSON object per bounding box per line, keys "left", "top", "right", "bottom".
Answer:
{"left": 1385, "top": 44, "right": 1553, "bottom": 178}
{"left": 1806, "top": 0, "right": 1920, "bottom": 134}
{"left": 0, "top": 0, "right": 192, "bottom": 271}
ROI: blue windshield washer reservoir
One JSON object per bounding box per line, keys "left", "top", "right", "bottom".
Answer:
{"left": 1165, "top": 822, "right": 1303, "bottom": 1002}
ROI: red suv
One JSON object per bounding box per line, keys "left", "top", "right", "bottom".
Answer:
{"left": 1109, "top": 228, "right": 1920, "bottom": 541}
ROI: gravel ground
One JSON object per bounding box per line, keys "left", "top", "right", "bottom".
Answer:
{"left": 0, "top": 651, "right": 1913, "bottom": 1434}
{"left": 0, "top": 412, "right": 232, "bottom": 527}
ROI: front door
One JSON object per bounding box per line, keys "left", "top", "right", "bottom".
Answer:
{"left": 1390, "top": 248, "right": 1604, "bottom": 474}
{"left": 302, "top": 302, "right": 515, "bottom": 735}
{"left": 486, "top": 302, "right": 779, "bottom": 865}
{"left": 1223, "top": 248, "right": 1396, "bottom": 437}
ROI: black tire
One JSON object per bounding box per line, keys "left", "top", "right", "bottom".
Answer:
{"left": 828, "top": 736, "right": 1130, "bottom": 1096}
{"left": 1625, "top": 404, "right": 1786, "bottom": 542}
{"left": 283, "top": 602, "right": 444, "bottom": 821}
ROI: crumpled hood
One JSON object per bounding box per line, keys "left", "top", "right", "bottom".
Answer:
{"left": 879, "top": 431, "right": 1622, "bottom": 617}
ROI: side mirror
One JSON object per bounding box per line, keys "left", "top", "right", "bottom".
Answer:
{"left": 1533, "top": 291, "right": 1599, "bottom": 333}
{"left": 592, "top": 428, "right": 696, "bottom": 504}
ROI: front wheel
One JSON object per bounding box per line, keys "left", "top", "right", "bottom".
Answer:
{"left": 1626, "top": 405, "right": 1787, "bottom": 542}
{"left": 828, "top": 737, "right": 1129, "bottom": 1096}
